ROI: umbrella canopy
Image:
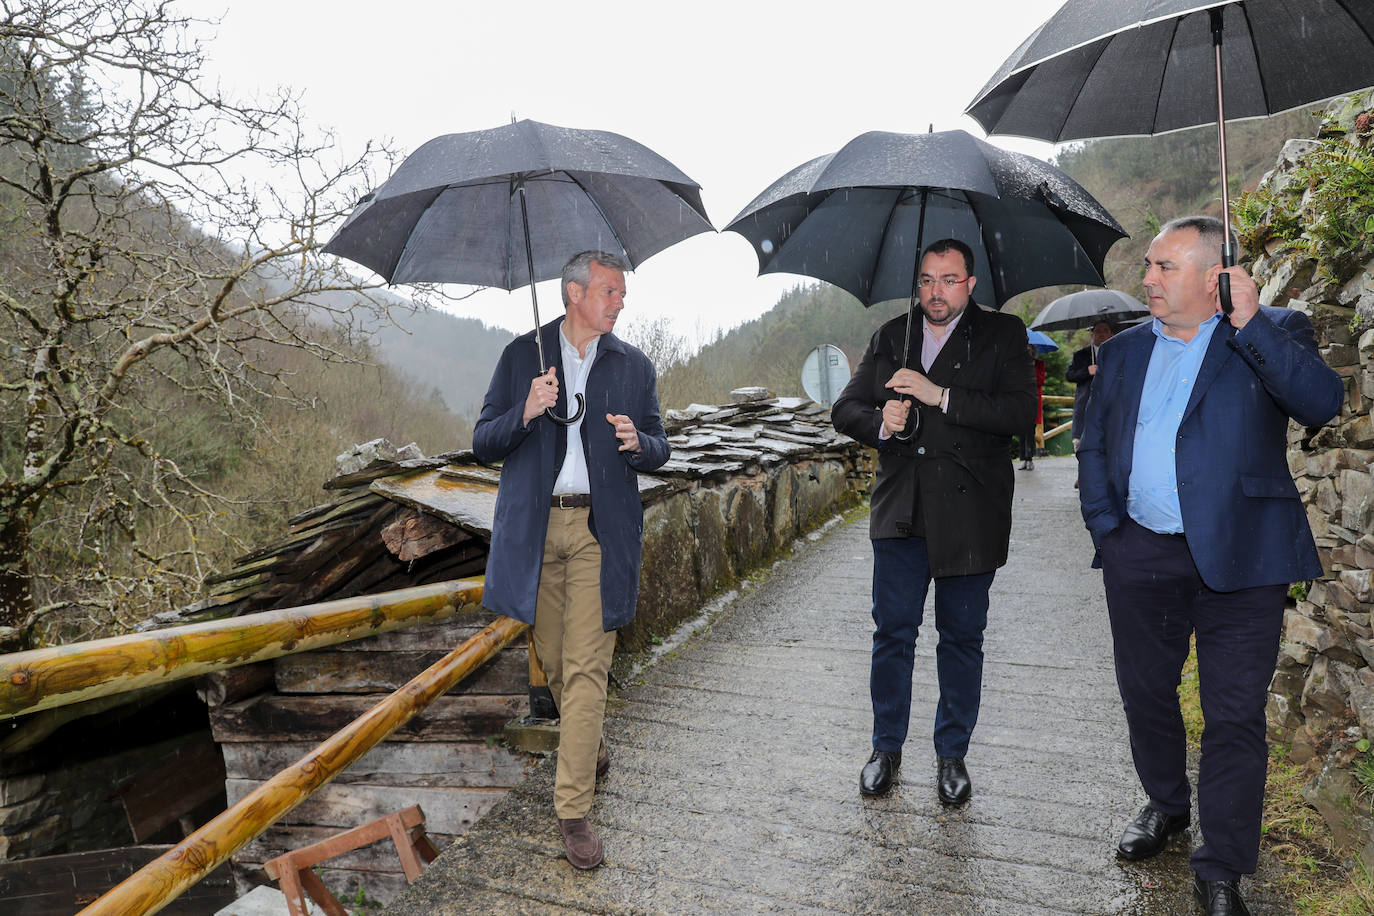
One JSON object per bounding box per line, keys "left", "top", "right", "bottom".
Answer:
{"left": 324, "top": 118, "right": 713, "bottom": 289}
{"left": 724, "top": 129, "right": 1126, "bottom": 309}
{"left": 325, "top": 119, "right": 712, "bottom": 425}
{"left": 966, "top": 0, "right": 1374, "bottom": 310}
{"left": 1030, "top": 288, "right": 1149, "bottom": 332}
{"left": 1027, "top": 328, "right": 1060, "bottom": 354}
{"left": 967, "top": 0, "right": 1374, "bottom": 144}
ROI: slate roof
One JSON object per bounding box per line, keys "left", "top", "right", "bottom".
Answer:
{"left": 144, "top": 393, "right": 860, "bottom": 628}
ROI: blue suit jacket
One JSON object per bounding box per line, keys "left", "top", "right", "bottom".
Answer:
{"left": 1078, "top": 306, "right": 1343, "bottom": 592}
{"left": 472, "top": 317, "right": 670, "bottom": 630}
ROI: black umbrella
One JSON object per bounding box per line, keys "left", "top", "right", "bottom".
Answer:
{"left": 966, "top": 0, "right": 1374, "bottom": 311}
{"left": 1030, "top": 289, "right": 1149, "bottom": 332}
{"left": 725, "top": 128, "right": 1125, "bottom": 439}
{"left": 325, "top": 118, "right": 713, "bottom": 424}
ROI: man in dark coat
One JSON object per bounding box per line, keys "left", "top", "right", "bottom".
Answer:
{"left": 832, "top": 238, "right": 1036, "bottom": 806}
{"left": 1066, "top": 319, "right": 1116, "bottom": 450}
{"left": 1078, "top": 217, "right": 1342, "bottom": 915}
{"left": 473, "top": 250, "right": 670, "bottom": 869}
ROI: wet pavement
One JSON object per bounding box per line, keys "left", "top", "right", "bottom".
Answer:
{"left": 386, "top": 456, "right": 1294, "bottom": 915}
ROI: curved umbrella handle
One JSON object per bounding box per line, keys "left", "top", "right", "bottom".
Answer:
{"left": 546, "top": 392, "right": 586, "bottom": 426}
{"left": 891, "top": 400, "right": 920, "bottom": 441}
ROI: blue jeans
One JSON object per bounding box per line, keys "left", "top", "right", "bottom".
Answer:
{"left": 870, "top": 537, "right": 994, "bottom": 758}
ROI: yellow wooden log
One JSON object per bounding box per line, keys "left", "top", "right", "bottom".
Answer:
{"left": 0, "top": 579, "right": 485, "bottom": 720}
{"left": 78, "top": 614, "right": 529, "bottom": 916}
{"left": 1044, "top": 421, "right": 1073, "bottom": 440}
{"left": 1041, "top": 395, "right": 1075, "bottom": 406}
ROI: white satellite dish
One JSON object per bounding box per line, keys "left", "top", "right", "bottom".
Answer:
{"left": 800, "top": 344, "right": 850, "bottom": 406}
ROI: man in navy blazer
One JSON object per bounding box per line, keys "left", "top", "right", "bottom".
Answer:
{"left": 473, "top": 251, "right": 669, "bottom": 870}
{"left": 1078, "top": 217, "right": 1343, "bottom": 915}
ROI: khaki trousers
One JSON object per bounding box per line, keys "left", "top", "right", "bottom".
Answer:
{"left": 534, "top": 506, "right": 617, "bottom": 818}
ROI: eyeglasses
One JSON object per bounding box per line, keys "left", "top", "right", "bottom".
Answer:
{"left": 917, "top": 276, "right": 972, "bottom": 290}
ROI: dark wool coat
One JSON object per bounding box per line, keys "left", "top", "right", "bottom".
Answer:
{"left": 1066, "top": 344, "right": 1096, "bottom": 439}
{"left": 473, "top": 317, "right": 670, "bottom": 630}
{"left": 1078, "top": 307, "right": 1343, "bottom": 591}
{"left": 832, "top": 304, "right": 1037, "bottom": 577}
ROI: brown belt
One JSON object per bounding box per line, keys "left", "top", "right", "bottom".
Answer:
{"left": 550, "top": 493, "right": 592, "bottom": 509}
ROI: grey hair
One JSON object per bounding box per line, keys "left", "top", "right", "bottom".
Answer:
{"left": 561, "top": 250, "right": 630, "bottom": 306}
{"left": 1159, "top": 215, "right": 1240, "bottom": 265}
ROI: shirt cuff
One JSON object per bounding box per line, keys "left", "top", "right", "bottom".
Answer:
{"left": 940, "top": 387, "right": 950, "bottom": 413}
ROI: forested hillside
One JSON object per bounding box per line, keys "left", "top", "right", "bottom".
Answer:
{"left": 657, "top": 107, "right": 1323, "bottom": 408}
{"left": 0, "top": 7, "right": 475, "bottom": 646}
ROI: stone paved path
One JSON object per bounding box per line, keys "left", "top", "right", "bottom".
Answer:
{"left": 387, "top": 456, "right": 1294, "bottom": 915}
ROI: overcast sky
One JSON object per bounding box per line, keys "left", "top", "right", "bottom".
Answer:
{"left": 199, "top": 0, "right": 1067, "bottom": 345}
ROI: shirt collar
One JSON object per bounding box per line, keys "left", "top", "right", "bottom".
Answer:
{"left": 922, "top": 308, "right": 966, "bottom": 340}
{"left": 559, "top": 323, "right": 600, "bottom": 362}
{"left": 1151, "top": 312, "right": 1221, "bottom": 345}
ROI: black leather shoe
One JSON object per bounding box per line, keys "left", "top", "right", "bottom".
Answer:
{"left": 1193, "top": 875, "right": 1250, "bottom": 915}
{"left": 1116, "top": 804, "right": 1190, "bottom": 860}
{"left": 937, "top": 756, "right": 971, "bottom": 805}
{"left": 859, "top": 749, "right": 900, "bottom": 797}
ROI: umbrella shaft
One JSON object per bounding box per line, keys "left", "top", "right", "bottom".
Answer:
{"left": 518, "top": 182, "right": 548, "bottom": 372}
{"left": 1211, "top": 8, "right": 1233, "bottom": 266}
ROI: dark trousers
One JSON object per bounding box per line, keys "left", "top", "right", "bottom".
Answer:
{"left": 1101, "top": 518, "right": 1286, "bottom": 880}
{"left": 870, "top": 537, "right": 995, "bottom": 758}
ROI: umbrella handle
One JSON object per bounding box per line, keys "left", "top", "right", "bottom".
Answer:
{"left": 891, "top": 398, "right": 920, "bottom": 441}
{"left": 546, "top": 393, "right": 586, "bottom": 426}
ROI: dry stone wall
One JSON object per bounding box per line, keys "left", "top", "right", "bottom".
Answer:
{"left": 1252, "top": 93, "right": 1374, "bottom": 868}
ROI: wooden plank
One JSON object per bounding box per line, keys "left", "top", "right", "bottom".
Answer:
{"left": 225, "top": 781, "right": 507, "bottom": 835}
{"left": 221, "top": 741, "right": 532, "bottom": 788}
{"left": 381, "top": 510, "right": 469, "bottom": 562}
{"left": 195, "top": 662, "right": 275, "bottom": 707}
{"left": 274, "top": 648, "right": 527, "bottom": 695}
{"left": 240, "top": 825, "right": 455, "bottom": 875}
{"left": 322, "top": 615, "right": 504, "bottom": 652}
{"left": 114, "top": 737, "right": 226, "bottom": 843}
{"left": 209, "top": 694, "right": 525, "bottom": 744}
{"left": 0, "top": 847, "right": 234, "bottom": 916}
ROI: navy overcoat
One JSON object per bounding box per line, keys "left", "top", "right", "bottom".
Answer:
{"left": 1078, "top": 306, "right": 1343, "bottom": 591}
{"left": 473, "top": 317, "right": 669, "bottom": 631}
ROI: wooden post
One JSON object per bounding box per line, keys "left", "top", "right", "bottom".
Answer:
{"left": 0, "top": 579, "right": 485, "bottom": 720}
{"left": 76, "top": 615, "right": 529, "bottom": 916}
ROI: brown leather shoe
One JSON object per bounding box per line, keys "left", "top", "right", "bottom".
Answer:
{"left": 557, "top": 816, "right": 604, "bottom": 869}
{"left": 596, "top": 744, "right": 611, "bottom": 780}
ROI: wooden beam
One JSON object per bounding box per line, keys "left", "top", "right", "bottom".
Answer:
{"left": 77, "top": 614, "right": 529, "bottom": 916}
{"left": 0, "top": 579, "right": 485, "bottom": 721}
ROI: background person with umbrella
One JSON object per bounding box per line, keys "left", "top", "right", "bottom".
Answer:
{"left": 1077, "top": 217, "right": 1344, "bottom": 915}
{"left": 831, "top": 238, "right": 1037, "bottom": 807}
{"left": 1066, "top": 319, "right": 1118, "bottom": 454}
{"left": 1021, "top": 330, "right": 1058, "bottom": 471}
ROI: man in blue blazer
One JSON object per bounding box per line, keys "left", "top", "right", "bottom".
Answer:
{"left": 1078, "top": 217, "right": 1343, "bottom": 916}
{"left": 473, "top": 251, "right": 670, "bottom": 870}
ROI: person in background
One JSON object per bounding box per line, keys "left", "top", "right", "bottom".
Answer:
{"left": 1067, "top": 320, "right": 1116, "bottom": 474}
{"left": 1019, "top": 345, "right": 1046, "bottom": 470}
{"left": 832, "top": 237, "right": 1036, "bottom": 808}
{"left": 473, "top": 250, "right": 670, "bottom": 870}
{"left": 1077, "top": 216, "right": 1343, "bottom": 916}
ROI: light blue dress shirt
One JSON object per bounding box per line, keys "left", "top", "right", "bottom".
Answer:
{"left": 1127, "top": 313, "right": 1222, "bottom": 534}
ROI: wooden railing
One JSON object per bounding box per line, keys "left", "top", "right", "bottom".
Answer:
{"left": 77, "top": 612, "right": 529, "bottom": 916}
{"left": 0, "top": 579, "right": 486, "bottom": 720}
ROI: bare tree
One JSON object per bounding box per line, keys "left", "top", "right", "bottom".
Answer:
{"left": 0, "top": 0, "right": 395, "bottom": 639}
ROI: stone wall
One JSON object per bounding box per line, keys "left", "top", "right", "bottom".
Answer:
{"left": 1252, "top": 93, "right": 1374, "bottom": 867}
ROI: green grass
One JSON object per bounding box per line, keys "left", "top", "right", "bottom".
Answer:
{"left": 1178, "top": 643, "right": 1374, "bottom": 913}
